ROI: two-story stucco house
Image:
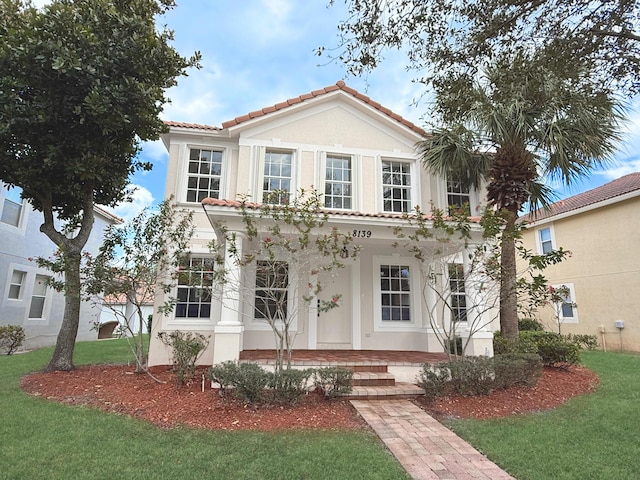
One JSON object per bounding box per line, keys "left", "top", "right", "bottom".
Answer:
{"left": 0, "top": 183, "right": 122, "bottom": 350}
{"left": 520, "top": 173, "right": 640, "bottom": 352}
{"left": 147, "top": 81, "right": 497, "bottom": 367}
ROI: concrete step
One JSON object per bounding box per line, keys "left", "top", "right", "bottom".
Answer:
{"left": 342, "top": 382, "right": 424, "bottom": 400}
{"left": 352, "top": 371, "right": 396, "bottom": 387}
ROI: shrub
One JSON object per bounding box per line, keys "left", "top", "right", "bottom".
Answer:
{"left": 269, "top": 368, "right": 313, "bottom": 405}
{"left": 232, "top": 362, "right": 271, "bottom": 404}
{"left": 566, "top": 333, "right": 599, "bottom": 351}
{"left": 157, "top": 330, "right": 209, "bottom": 386}
{"left": 493, "top": 353, "right": 542, "bottom": 389}
{"left": 417, "top": 362, "right": 451, "bottom": 400}
{"left": 448, "top": 356, "right": 495, "bottom": 396}
{"left": 313, "top": 366, "right": 353, "bottom": 399}
{"left": 535, "top": 336, "right": 580, "bottom": 368}
{"left": 0, "top": 325, "right": 25, "bottom": 355}
{"left": 209, "top": 360, "right": 239, "bottom": 397}
{"left": 518, "top": 318, "right": 544, "bottom": 331}
{"left": 493, "top": 331, "right": 537, "bottom": 355}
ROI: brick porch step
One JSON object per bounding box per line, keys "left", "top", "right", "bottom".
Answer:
{"left": 343, "top": 382, "right": 424, "bottom": 400}
{"left": 352, "top": 371, "right": 396, "bottom": 387}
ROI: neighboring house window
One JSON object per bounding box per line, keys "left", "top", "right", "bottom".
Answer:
{"left": 254, "top": 260, "right": 288, "bottom": 321}
{"left": 175, "top": 257, "right": 214, "bottom": 318}
{"left": 538, "top": 227, "right": 554, "bottom": 254}
{"left": 382, "top": 160, "right": 411, "bottom": 213}
{"left": 552, "top": 283, "right": 578, "bottom": 323}
{"left": 8, "top": 270, "right": 26, "bottom": 300}
{"left": 1, "top": 186, "right": 24, "bottom": 227}
{"left": 29, "top": 274, "right": 50, "bottom": 319}
{"left": 187, "top": 148, "right": 223, "bottom": 202}
{"left": 380, "top": 264, "right": 411, "bottom": 321}
{"left": 448, "top": 263, "right": 467, "bottom": 322}
{"left": 325, "top": 154, "right": 352, "bottom": 209}
{"left": 446, "top": 175, "right": 470, "bottom": 215}
{"left": 263, "top": 150, "right": 292, "bottom": 204}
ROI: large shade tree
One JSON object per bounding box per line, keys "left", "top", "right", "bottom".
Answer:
{"left": 417, "top": 58, "right": 623, "bottom": 339}
{"left": 325, "top": 0, "right": 640, "bottom": 96}
{"left": 0, "top": 0, "right": 199, "bottom": 370}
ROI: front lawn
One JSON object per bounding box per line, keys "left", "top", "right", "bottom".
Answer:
{"left": 0, "top": 339, "right": 409, "bottom": 480}
{"left": 446, "top": 351, "right": 640, "bottom": 480}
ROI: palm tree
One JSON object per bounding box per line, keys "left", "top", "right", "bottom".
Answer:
{"left": 418, "top": 58, "right": 623, "bottom": 340}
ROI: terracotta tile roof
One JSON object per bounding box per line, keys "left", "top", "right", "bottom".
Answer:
{"left": 164, "top": 82, "right": 426, "bottom": 136}
{"left": 522, "top": 172, "right": 640, "bottom": 222}
{"left": 202, "top": 197, "right": 481, "bottom": 223}
{"left": 163, "top": 120, "right": 222, "bottom": 131}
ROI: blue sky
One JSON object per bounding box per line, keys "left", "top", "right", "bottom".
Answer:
{"left": 32, "top": 1, "right": 640, "bottom": 220}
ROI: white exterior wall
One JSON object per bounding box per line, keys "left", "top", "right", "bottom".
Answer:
{"left": 148, "top": 88, "right": 493, "bottom": 367}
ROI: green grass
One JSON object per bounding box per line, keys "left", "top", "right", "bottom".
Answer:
{"left": 0, "top": 339, "right": 410, "bottom": 480}
{"left": 445, "top": 351, "right": 640, "bottom": 480}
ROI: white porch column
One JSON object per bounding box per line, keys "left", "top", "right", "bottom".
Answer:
{"left": 213, "top": 232, "right": 244, "bottom": 365}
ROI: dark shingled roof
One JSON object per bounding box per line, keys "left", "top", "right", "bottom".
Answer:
{"left": 522, "top": 173, "right": 640, "bottom": 222}
{"left": 164, "top": 81, "right": 427, "bottom": 136}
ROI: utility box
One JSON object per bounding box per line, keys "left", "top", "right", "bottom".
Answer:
{"left": 615, "top": 320, "right": 625, "bottom": 329}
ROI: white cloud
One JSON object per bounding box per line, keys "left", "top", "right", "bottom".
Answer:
{"left": 103, "top": 184, "right": 155, "bottom": 223}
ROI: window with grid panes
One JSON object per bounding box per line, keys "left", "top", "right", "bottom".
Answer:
{"left": 448, "top": 263, "right": 467, "bottom": 322}
{"left": 382, "top": 161, "right": 411, "bottom": 213}
{"left": 186, "top": 148, "right": 223, "bottom": 202}
{"left": 324, "top": 155, "right": 352, "bottom": 209}
{"left": 175, "top": 257, "right": 214, "bottom": 318}
{"left": 380, "top": 264, "right": 411, "bottom": 321}
{"left": 254, "top": 261, "right": 288, "bottom": 321}
{"left": 446, "top": 176, "right": 471, "bottom": 215}
{"left": 263, "top": 150, "right": 292, "bottom": 204}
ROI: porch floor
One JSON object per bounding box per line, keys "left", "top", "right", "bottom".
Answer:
{"left": 239, "top": 349, "right": 449, "bottom": 365}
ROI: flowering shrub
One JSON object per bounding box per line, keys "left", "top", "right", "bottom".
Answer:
{"left": 0, "top": 325, "right": 25, "bottom": 355}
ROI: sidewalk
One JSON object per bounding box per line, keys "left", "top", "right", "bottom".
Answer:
{"left": 351, "top": 400, "right": 515, "bottom": 480}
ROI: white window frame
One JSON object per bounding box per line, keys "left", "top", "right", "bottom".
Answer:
{"left": 321, "top": 152, "right": 355, "bottom": 210}
{"left": 537, "top": 226, "right": 556, "bottom": 254}
{"left": 27, "top": 274, "right": 52, "bottom": 321}
{"left": 174, "top": 256, "right": 215, "bottom": 321}
{"left": 448, "top": 263, "right": 468, "bottom": 324}
{"left": 0, "top": 184, "right": 28, "bottom": 233}
{"left": 259, "top": 148, "right": 295, "bottom": 205}
{"left": 184, "top": 146, "right": 227, "bottom": 204}
{"left": 446, "top": 175, "right": 471, "bottom": 215}
{"left": 245, "top": 259, "right": 298, "bottom": 331}
{"left": 379, "top": 158, "right": 416, "bottom": 214}
{"left": 7, "top": 269, "right": 27, "bottom": 300}
{"left": 373, "top": 255, "right": 424, "bottom": 332}
{"left": 552, "top": 283, "right": 578, "bottom": 324}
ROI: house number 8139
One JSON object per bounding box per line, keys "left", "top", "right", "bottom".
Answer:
{"left": 352, "top": 230, "right": 372, "bottom": 238}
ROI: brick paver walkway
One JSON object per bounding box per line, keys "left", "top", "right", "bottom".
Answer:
{"left": 351, "top": 400, "right": 515, "bottom": 480}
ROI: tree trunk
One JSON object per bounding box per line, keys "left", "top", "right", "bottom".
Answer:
{"left": 499, "top": 209, "right": 519, "bottom": 340}
{"left": 46, "top": 248, "right": 82, "bottom": 371}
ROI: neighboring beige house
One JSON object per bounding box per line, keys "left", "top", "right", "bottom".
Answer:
{"left": 148, "top": 81, "right": 497, "bottom": 367}
{"left": 520, "top": 173, "right": 640, "bottom": 352}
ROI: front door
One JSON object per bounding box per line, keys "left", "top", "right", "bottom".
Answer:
{"left": 317, "top": 267, "right": 352, "bottom": 348}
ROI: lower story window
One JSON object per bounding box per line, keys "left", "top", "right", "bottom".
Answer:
{"left": 29, "top": 274, "right": 49, "bottom": 319}
{"left": 448, "top": 263, "right": 467, "bottom": 322}
{"left": 254, "top": 260, "right": 288, "bottom": 321}
{"left": 175, "top": 257, "right": 213, "bottom": 318}
{"left": 380, "top": 264, "right": 411, "bottom": 321}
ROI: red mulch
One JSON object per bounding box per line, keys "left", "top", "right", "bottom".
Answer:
{"left": 21, "top": 364, "right": 599, "bottom": 431}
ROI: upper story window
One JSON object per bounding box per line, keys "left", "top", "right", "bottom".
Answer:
{"left": 254, "top": 260, "right": 289, "bottom": 321}
{"left": 447, "top": 175, "right": 470, "bottom": 215}
{"left": 324, "top": 155, "right": 352, "bottom": 210}
{"left": 1, "top": 186, "right": 24, "bottom": 227}
{"left": 29, "top": 274, "right": 50, "bottom": 319}
{"left": 382, "top": 160, "right": 411, "bottom": 213}
{"left": 175, "top": 256, "right": 214, "bottom": 318}
{"left": 448, "top": 263, "right": 467, "bottom": 322}
{"left": 538, "top": 227, "right": 554, "bottom": 254}
{"left": 8, "top": 270, "right": 26, "bottom": 300}
{"left": 187, "top": 148, "right": 223, "bottom": 203}
{"left": 263, "top": 150, "right": 292, "bottom": 204}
